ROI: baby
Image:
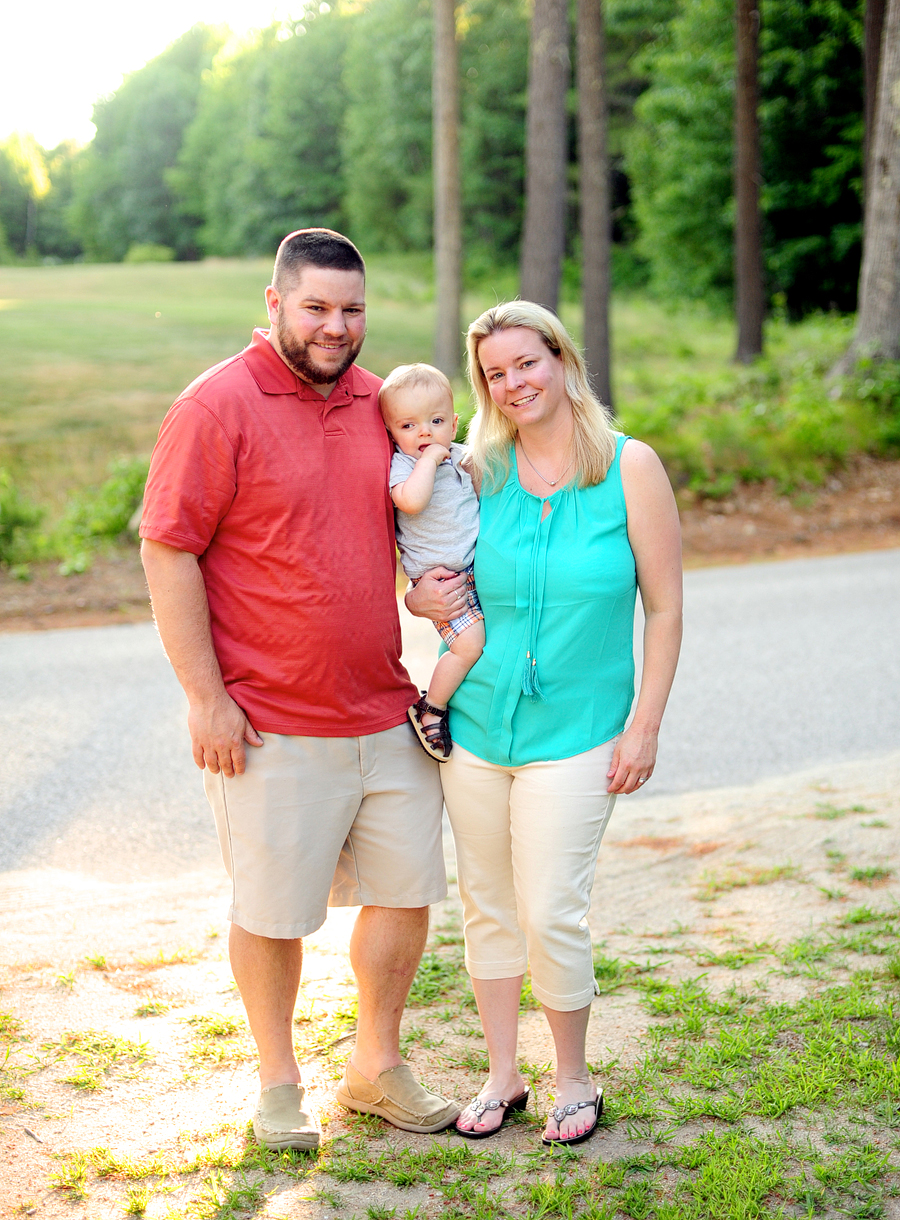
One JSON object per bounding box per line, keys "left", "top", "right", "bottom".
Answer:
{"left": 379, "top": 363, "right": 484, "bottom": 762}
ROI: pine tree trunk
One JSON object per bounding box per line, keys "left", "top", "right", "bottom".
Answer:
{"left": 520, "top": 0, "right": 570, "bottom": 312}
{"left": 864, "top": 0, "right": 887, "bottom": 204}
{"left": 838, "top": 0, "right": 900, "bottom": 369}
{"left": 433, "top": 0, "right": 462, "bottom": 377}
{"left": 733, "top": 0, "right": 764, "bottom": 363}
{"left": 577, "top": 0, "right": 612, "bottom": 407}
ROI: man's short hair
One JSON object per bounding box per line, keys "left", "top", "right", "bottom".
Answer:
{"left": 379, "top": 363, "right": 454, "bottom": 413}
{"left": 272, "top": 229, "right": 365, "bottom": 293}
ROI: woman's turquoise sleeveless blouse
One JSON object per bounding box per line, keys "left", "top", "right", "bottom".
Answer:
{"left": 449, "top": 434, "right": 637, "bottom": 766}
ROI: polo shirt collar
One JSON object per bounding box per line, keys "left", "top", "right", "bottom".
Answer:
{"left": 243, "top": 328, "right": 368, "bottom": 405}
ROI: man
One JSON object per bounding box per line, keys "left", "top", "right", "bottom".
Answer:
{"left": 140, "top": 229, "right": 465, "bottom": 1151}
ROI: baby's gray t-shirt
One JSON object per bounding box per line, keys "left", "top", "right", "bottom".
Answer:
{"left": 389, "top": 442, "right": 479, "bottom": 579}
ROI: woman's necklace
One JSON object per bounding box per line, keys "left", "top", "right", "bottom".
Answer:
{"left": 517, "top": 440, "right": 574, "bottom": 488}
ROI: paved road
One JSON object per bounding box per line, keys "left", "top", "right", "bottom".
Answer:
{"left": 0, "top": 548, "right": 897, "bottom": 879}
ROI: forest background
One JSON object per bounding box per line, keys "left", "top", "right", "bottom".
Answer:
{"left": 0, "top": 0, "right": 899, "bottom": 584}
{"left": 1, "top": 0, "right": 870, "bottom": 316}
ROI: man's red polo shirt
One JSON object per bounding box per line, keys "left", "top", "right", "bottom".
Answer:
{"left": 140, "top": 328, "right": 417, "bottom": 737}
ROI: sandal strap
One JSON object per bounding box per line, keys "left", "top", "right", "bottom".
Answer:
{"left": 415, "top": 695, "right": 448, "bottom": 721}
{"left": 413, "top": 695, "right": 452, "bottom": 758}
{"left": 468, "top": 1096, "right": 509, "bottom": 1117}
{"left": 550, "top": 1097, "right": 598, "bottom": 1123}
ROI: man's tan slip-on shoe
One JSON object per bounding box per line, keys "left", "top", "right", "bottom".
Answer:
{"left": 252, "top": 1083, "right": 320, "bottom": 1151}
{"left": 335, "top": 1061, "right": 460, "bottom": 1133}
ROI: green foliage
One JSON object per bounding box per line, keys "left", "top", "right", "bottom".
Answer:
{"left": 761, "top": 0, "right": 864, "bottom": 316}
{"left": 616, "top": 309, "right": 892, "bottom": 492}
{"left": 0, "top": 458, "right": 147, "bottom": 572}
{"left": 123, "top": 244, "right": 175, "bottom": 263}
{"left": 0, "top": 468, "right": 43, "bottom": 564}
{"left": 628, "top": 0, "right": 734, "bottom": 303}
{"left": 0, "top": 133, "right": 49, "bottom": 261}
{"left": 342, "top": 0, "right": 435, "bottom": 253}
{"left": 627, "top": 0, "right": 864, "bottom": 313}
{"left": 57, "top": 457, "right": 148, "bottom": 548}
{"left": 34, "top": 141, "right": 84, "bottom": 261}
{"left": 458, "top": 0, "right": 531, "bottom": 268}
{"left": 70, "top": 26, "right": 225, "bottom": 262}
{"left": 342, "top": 0, "right": 529, "bottom": 268}
{"left": 173, "top": 12, "right": 349, "bottom": 257}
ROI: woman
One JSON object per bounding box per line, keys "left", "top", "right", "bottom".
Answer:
{"left": 409, "top": 301, "right": 682, "bottom": 1146}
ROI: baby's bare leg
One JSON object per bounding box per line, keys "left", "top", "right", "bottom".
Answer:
{"left": 421, "top": 620, "right": 485, "bottom": 725}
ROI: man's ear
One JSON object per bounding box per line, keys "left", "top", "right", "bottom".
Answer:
{"left": 264, "top": 285, "right": 280, "bottom": 325}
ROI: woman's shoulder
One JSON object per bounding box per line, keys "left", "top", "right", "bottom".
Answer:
{"left": 618, "top": 437, "right": 673, "bottom": 504}
{"left": 619, "top": 436, "right": 661, "bottom": 470}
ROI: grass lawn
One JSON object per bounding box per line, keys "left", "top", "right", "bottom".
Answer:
{"left": 12, "top": 902, "right": 900, "bottom": 1219}
{"left": 5, "top": 759, "right": 900, "bottom": 1219}
{"left": 1, "top": 256, "right": 882, "bottom": 517}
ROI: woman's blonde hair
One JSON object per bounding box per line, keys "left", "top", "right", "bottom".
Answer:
{"left": 465, "top": 301, "right": 616, "bottom": 490}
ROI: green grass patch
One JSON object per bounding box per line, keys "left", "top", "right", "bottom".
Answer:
{"left": 293, "top": 996, "right": 359, "bottom": 1064}
{"left": 850, "top": 866, "right": 894, "bottom": 885}
{"left": 134, "top": 997, "right": 170, "bottom": 1017}
{"left": 407, "top": 950, "right": 476, "bottom": 1010}
{"left": 185, "top": 1012, "right": 255, "bottom": 1066}
{"left": 695, "top": 864, "right": 800, "bottom": 902}
{"left": 42, "top": 1028, "right": 150, "bottom": 1090}
{"left": 0, "top": 1010, "right": 25, "bottom": 1042}
{"left": 812, "top": 802, "right": 873, "bottom": 820}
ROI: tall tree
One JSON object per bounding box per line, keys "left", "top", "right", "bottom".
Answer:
{"left": 837, "top": 0, "right": 900, "bottom": 369}
{"left": 0, "top": 134, "right": 50, "bottom": 257}
{"left": 577, "top": 0, "right": 612, "bottom": 405}
{"left": 433, "top": 0, "right": 462, "bottom": 377}
{"left": 520, "top": 0, "right": 570, "bottom": 310}
{"left": 628, "top": 0, "right": 862, "bottom": 318}
{"left": 733, "top": 0, "right": 764, "bottom": 362}
{"left": 173, "top": 12, "right": 348, "bottom": 257}
{"left": 864, "top": 0, "right": 886, "bottom": 199}
{"left": 70, "top": 25, "right": 224, "bottom": 261}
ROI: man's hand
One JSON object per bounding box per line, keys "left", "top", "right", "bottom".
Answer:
{"left": 141, "top": 541, "right": 265, "bottom": 777}
{"left": 188, "top": 692, "right": 264, "bottom": 777}
{"left": 405, "top": 566, "right": 468, "bottom": 622}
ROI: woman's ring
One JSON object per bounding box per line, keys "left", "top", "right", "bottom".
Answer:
{"left": 637, "top": 777, "right": 646, "bottom": 784}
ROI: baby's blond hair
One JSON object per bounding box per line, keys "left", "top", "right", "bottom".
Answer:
{"left": 379, "top": 363, "right": 454, "bottom": 414}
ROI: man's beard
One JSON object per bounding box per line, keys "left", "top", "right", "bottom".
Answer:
{"left": 275, "top": 312, "right": 364, "bottom": 387}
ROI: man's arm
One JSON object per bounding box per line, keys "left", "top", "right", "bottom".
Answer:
{"left": 141, "top": 539, "right": 263, "bottom": 778}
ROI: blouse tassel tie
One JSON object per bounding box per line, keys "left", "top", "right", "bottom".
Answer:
{"left": 521, "top": 498, "right": 551, "bottom": 700}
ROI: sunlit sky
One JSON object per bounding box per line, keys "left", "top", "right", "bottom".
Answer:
{"left": 1, "top": 0, "right": 302, "bottom": 149}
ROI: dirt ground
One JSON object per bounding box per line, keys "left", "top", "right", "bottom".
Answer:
{"left": 2, "top": 750, "right": 900, "bottom": 1219}
{"left": 1, "top": 455, "right": 899, "bottom": 633}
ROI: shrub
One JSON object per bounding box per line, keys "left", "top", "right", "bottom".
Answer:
{"left": 123, "top": 244, "right": 175, "bottom": 264}
{"left": 58, "top": 458, "right": 149, "bottom": 547}
{"left": 0, "top": 469, "right": 43, "bottom": 565}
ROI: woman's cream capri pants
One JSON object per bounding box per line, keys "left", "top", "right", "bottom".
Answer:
{"left": 440, "top": 737, "right": 618, "bottom": 1012}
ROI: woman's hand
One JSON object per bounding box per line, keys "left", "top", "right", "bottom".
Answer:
{"left": 606, "top": 724, "right": 658, "bottom": 795}
{"left": 405, "top": 566, "right": 468, "bottom": 622}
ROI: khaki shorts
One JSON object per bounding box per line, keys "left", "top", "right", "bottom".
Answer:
{"left": 204, "top": 722, "right": 446, "bottom": 939}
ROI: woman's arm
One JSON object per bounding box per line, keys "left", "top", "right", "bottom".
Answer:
{"left": 607, "top": 440, "right": 683, "bottom": 795}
